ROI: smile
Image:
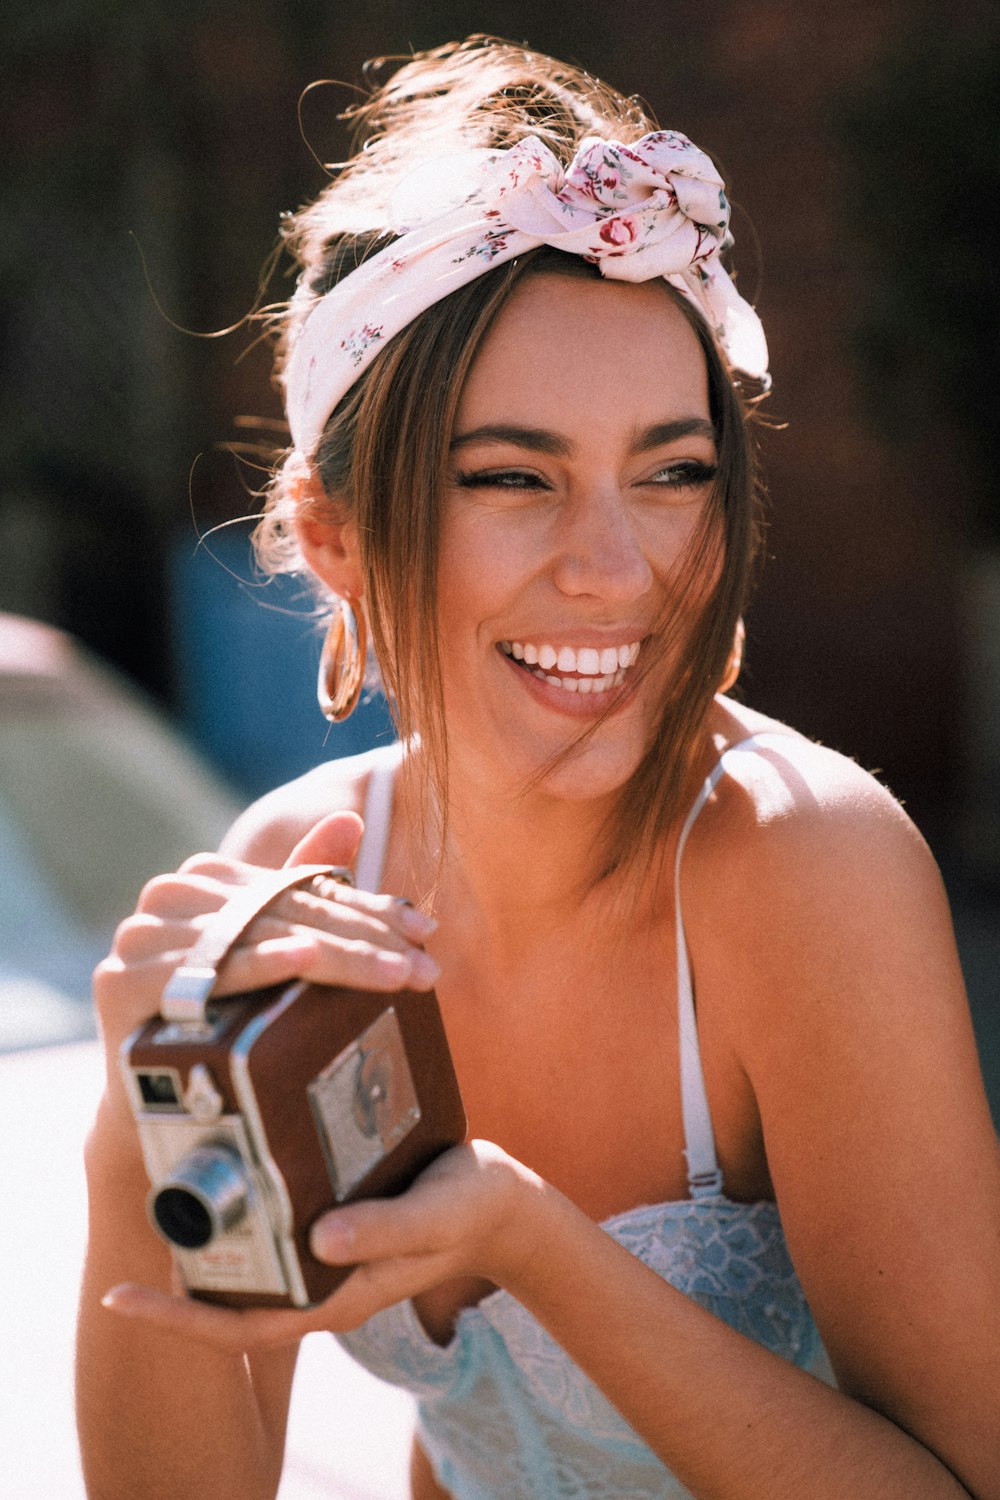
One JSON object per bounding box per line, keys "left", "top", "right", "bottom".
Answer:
{"left": 499, "top": 639, "right": 641, "bottom": 694}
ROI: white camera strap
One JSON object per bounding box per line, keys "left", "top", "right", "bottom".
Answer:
{"left": 160, "top": 863, "right": 353, "bottom": 1025}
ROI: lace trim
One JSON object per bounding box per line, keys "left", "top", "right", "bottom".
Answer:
{"left": 334, "top": 1197, "right": 819, "bottom": 1407}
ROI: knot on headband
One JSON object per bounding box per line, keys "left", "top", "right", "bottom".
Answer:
{"left": 285, "top": 131, "right": 768, "bottom": 458}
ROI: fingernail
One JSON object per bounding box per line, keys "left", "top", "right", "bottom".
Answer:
{"left": 397, "top": 904, "right": 438, "bottom": 940}
{"left": 310, "top": 1216, "right": 355, "bottom": 1262}
{"left": 410, "top": 949, "right": 441, "bottom": 988}
{"left": 101, "top": 1285, "right": 132, "bottom": 1312}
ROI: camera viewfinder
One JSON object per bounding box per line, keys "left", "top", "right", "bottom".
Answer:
{"left": 138, "top": 1071, "right": 181, "bottom": 1108}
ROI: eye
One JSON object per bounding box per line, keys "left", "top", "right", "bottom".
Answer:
{"left": 645, "top": 459, "right": 718, "bottom": 490}
{"left": 452, "top": 468, "right": 551, "bottom": 492}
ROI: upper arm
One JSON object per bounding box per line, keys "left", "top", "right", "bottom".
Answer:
{"left": 707, "top": 753, "right": 1000, "bottom": 1491}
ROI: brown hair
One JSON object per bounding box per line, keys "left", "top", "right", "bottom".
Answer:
{"left": 256, "top": 37, "right": 766, "bottom": 877}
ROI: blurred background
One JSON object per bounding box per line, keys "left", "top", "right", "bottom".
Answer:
{"left": 3, "top": 0, "right": 998, "bottom": 1058}
{"left": 2, "top": 3, "right": 998, "bottom": 1495}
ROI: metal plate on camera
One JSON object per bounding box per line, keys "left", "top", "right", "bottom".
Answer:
{"left": 153, "top": 1015, "right": 231, "bottom": 1046}
{"left": 307, "top": 1007, "right": 421, "bottom": 1202}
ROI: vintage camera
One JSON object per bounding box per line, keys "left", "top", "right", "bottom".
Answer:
{"left": 120, "top": 865, "right": 466, "bottom": 1308}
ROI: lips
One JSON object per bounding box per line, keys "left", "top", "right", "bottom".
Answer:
{"left": 499, "top": 638, "right": 641, "bottom": 694}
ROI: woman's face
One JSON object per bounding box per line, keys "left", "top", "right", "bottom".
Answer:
{"left": 436, "top": 272, "right": 718, "bottom": 803}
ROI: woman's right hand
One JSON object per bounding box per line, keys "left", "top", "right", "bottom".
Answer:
{"left": 91, "top": 811, "right": 440, "bottom": 1133}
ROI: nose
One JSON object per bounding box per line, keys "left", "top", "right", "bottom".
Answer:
{"left": 550, "top": 487, "right": 654, "bottom": 605}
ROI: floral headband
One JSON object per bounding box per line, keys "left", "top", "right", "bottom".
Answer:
{"left": 284, "top": 130, "right": 769, "bottom": 458}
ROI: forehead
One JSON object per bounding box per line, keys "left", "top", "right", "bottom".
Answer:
{"left": 455, "top": 273, "right": 711, "bottom": 431}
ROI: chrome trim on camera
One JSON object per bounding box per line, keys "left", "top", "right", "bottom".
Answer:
{"left": 182, "top": 1063, "right": 224, "bottom": 1121}
{"left": 160, "top": 965, "right": 219, "bottom": 1025}
{"left": 230, "top": 981, "right": 311, "bottom": 1307}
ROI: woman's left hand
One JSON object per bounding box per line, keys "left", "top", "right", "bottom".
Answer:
{"left": 101, "top": 1142, "right": 546, "bottom": 1352}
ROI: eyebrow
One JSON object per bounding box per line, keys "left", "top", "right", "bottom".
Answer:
{"left": 449, "top": 418, "right": 717, "bottom": 456}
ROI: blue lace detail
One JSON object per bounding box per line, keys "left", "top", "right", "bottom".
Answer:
{"left": 334, "top": 1195, "right": 822, "bottom": 1499}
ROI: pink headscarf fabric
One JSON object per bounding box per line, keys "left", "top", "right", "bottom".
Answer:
{"left": 284, "top": 131, "right": 768, "bottom": 458}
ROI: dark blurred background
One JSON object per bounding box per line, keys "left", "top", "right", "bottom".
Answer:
{"left": 2, "top": 1, "right": 998, "bottom": 1079}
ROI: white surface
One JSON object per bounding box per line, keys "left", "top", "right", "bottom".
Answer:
{"left": 0, "top": 1042, "right": 415, "bottom": 1499}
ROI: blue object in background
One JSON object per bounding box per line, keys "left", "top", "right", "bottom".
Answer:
{"left": 170, "top": 530, "right": 397, "bottom": 801}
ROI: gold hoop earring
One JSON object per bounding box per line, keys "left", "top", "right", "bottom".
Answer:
{"left": 719, "top": 617, "right": 745, "bottom": 694}
{"left": 317, "top": 596, "right": 366, "bottom": 722}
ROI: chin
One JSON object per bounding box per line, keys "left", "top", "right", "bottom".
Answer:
{"left": 506, "top": 724, "right": 651, "bottom": 805}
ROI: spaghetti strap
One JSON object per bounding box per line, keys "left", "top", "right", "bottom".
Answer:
{"left": 675, "top": 731, "right": 794, "bottom": 1198}
{"left": 354, "top": 741, "right": 405, "bottom": 893}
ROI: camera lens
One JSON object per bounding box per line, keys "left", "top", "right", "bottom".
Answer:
{"left": 150, "top": 1143, "right": 250, "bottom": 1250}
{"left": 153, "top": 1188, "right": 214, "bottom": 1249}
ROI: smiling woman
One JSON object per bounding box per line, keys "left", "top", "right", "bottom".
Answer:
{"left": 429, "top": 276, "right": 720, "bottom": 812}
{"left": 77, "top": 34, "right": 999, "bottom": 1500}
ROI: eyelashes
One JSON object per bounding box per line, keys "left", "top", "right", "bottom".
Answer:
{"left": 453, "top": 468, "right": 548, "bottom": 491}
{"left": 649, "top": 461, "right": 718, "bottom": 489}
{"left": 452, "top": 461, "right": 718, "bottom": 493}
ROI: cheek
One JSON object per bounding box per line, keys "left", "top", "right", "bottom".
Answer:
{"left": 645, "top": 498, "right": 720, "bottom": 597}
{"left": 643, "top": 513, "right": 724, "bottom": 670}
{"left": 435, "top": 508, "right": 535, "bottom": 637}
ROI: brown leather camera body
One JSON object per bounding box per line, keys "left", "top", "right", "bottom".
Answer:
{"left": 124, "top": 979, "right": 466, "bottom": 1309}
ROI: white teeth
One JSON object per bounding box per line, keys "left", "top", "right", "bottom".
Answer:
{"left": 505, "top": 639, "right": 640, "bottom": 674}
{"left": 539, "top": 670, "right": 624, "bottom": 695}
{"left": 502, "top": 638, "right": 640, "bottom": 694}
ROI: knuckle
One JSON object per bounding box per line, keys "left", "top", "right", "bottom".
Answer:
{"left": 91, "top": 955, "right": 123, "bottom": 997}
{"left": 136, "top": 872, "right": 178, "bottom": 913}
{"left": 109, "top": 913, "right": 138, "bottom": 954}
{"left": 178, "top": 851, "right": 223, "bottom": 878}
{"left": 113, "top": 914, "right": 163, "bottom": 963}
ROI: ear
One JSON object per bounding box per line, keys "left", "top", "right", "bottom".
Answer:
{"left": 288, "top": 463, "right": 364, "bottom": 601}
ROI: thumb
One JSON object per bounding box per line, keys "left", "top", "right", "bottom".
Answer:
{"left": 284, "top": 811, "right": 365, "bottom": 874}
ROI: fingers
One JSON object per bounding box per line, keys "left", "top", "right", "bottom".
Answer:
{"left": 100, "top": 1257, "right": 448, "bottom": 1350}
{"left": 136, "top": 867, "right": 434, "bottom": 951}
{"left": 100, "top": 1283, "right": 327, "bottom": 1352}
{"left": 212, "top": 929, "right": 440, "bottom": 996}
{"left": 272, "top": 882, "right": 437, "bottom": 948}
{"left": 101, "top": 1246, "right": 456, "bottom": 1351}
{"left": 97, "top": 807, "right": 441, "bottom": 1086}
{"left": 285, "top": 811, "right": 365, "bottom": 873}
{"left": 123, "top": 862, "right": 439, "bottom": 996}
{"left": 110, "top": 917, "right": 438, "bottom": 998}
{"left": 309, "top": 1143, "right": 537, "bottom": 1290}
{"left": 309, "top": 1180, "right": 454, "bottom": 1267}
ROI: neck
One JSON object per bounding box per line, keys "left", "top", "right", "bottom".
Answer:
{"left": 399, "top": 746, "right": 643, "bottom": 955}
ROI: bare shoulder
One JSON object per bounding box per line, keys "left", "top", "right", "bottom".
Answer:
{"left": 695, "top": 701, "right": 934, "bottom": 900}
{"left": 218, "top": 743, "right": 402, "bottom": 868}
{"left": 689, "top": 701, "right": 960, "bottom": 1048}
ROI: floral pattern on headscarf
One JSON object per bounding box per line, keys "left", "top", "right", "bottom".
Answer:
{"left": 286, "top": 131, "right": 767, "bottom": 458}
